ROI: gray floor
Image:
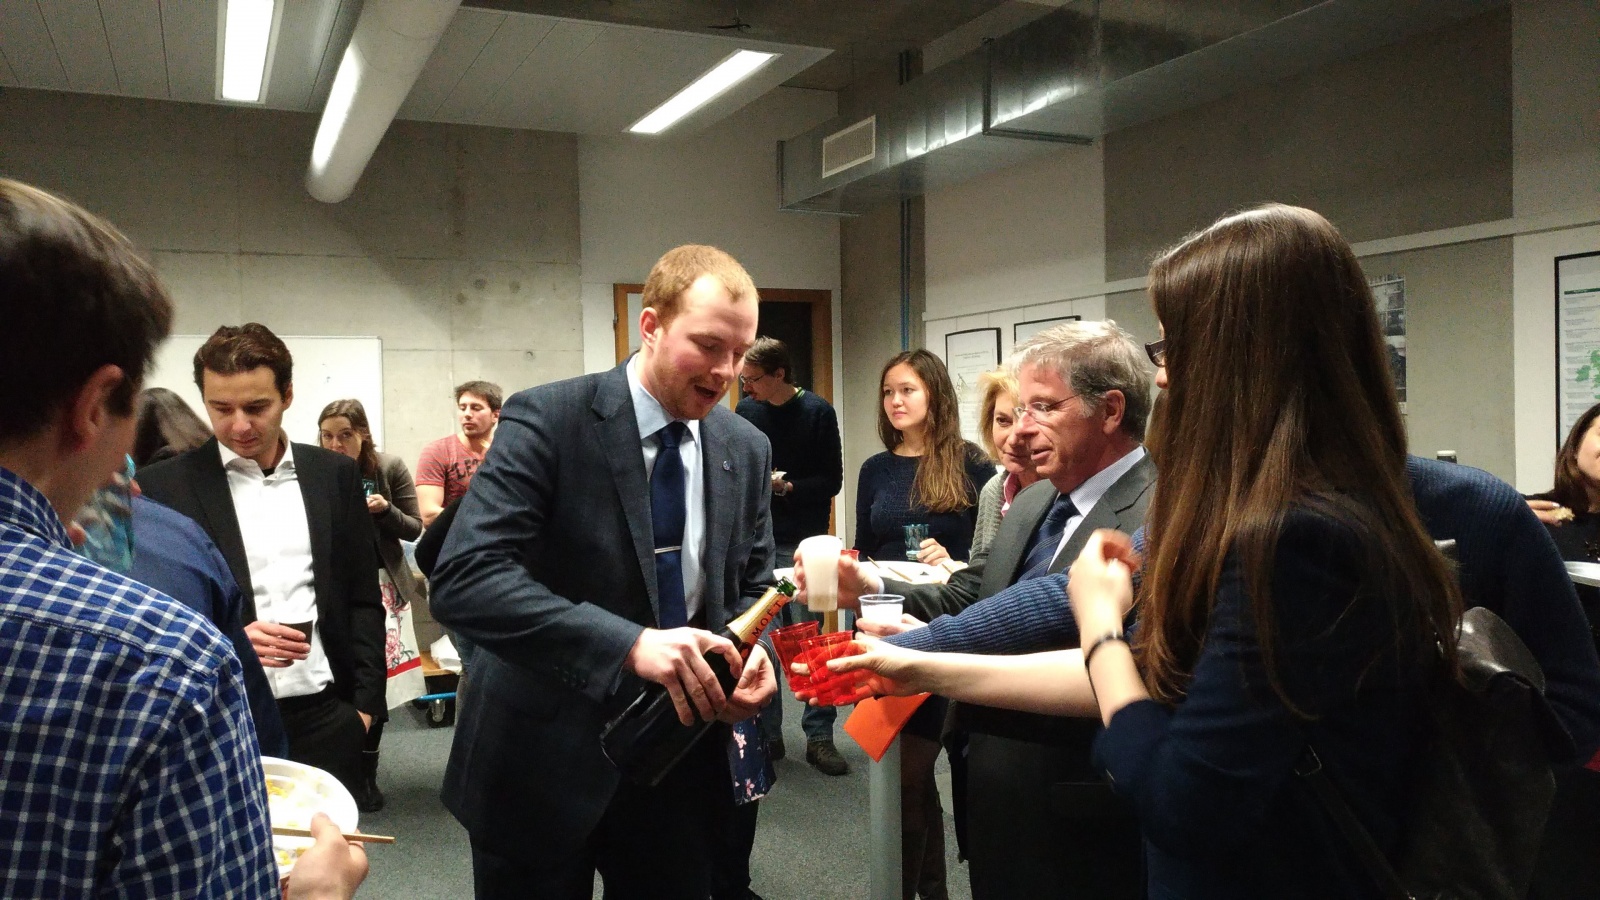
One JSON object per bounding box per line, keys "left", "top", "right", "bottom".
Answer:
{"left": 356, "top": 690, "right": 970, "bottom": 899}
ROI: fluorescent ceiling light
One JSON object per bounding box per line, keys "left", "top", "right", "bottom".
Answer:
{"left": 628, "top": 50, "right": 778, "bottom": 135}
{"left": 219, "top": 0, "right": 278, "bottom": 103}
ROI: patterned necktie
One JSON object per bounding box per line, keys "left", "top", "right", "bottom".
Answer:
{"left": 1018, "top": 495, "right": 1079, "bottom": 582}
{"left": 651, "top": 421, "right": 690, "bottom": 629}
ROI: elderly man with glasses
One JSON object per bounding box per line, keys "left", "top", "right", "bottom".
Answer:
{"left": 800, "top": 320, "right": 1156, "bottom": 900}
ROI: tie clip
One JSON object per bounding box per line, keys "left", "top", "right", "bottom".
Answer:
{"left": 654, "top": 546, "right": 682, "bottom": 554}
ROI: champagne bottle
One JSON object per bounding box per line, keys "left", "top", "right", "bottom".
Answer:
{"left": 601, "top": 577, "right": 797, "bottom": 787}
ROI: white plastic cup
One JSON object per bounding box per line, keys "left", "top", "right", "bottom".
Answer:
{"left": 857, "top": 593, "right": 904, "bottom": 624}
{"left": 797, "top": 534, "right": 843, "bottom": 612}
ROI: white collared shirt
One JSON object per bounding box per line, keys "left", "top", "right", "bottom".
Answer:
{"left": 219, "top": 438, "right": 334, "bottom": 698}
{"left": 1045, "top": 445, "right": 1148, "bottom": 570}
{"left": 627, "top": 356, "right": 707, "bottom": 623}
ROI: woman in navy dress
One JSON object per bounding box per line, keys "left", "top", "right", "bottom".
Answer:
{"left": 853, "top": 348, "right": 990, "bottom": 900}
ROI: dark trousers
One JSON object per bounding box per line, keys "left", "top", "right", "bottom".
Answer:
{"left": 278, "top": 688, "right": 366, "bottom": 797}
{"left": 471, "top": 736, "right": 732, "bottom": 900}
{"left": 964, "top": 732, "right": 1144, "bottom": 900}
{"left": 712, "top": 799, "right": 761, "bottom": 900}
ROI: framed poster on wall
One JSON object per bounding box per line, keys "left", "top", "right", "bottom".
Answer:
{"left": 1013, "top": 315, "right": 1080, "bottom": 346}
{"left": 1368, "top": 275, "right": 1406, "bottom": 414}
{"left": 1557, "top": 252, "right": 1600, "bottom": 441}
{"left": 945, "top": 327, "right": 1002, "bottom": 444}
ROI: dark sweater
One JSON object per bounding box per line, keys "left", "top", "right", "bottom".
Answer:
{"left": 736, "top": 389, "right": 843, "bottom": 546}
{"left": 853, "top": 444, "right": 995, "bottom": 563}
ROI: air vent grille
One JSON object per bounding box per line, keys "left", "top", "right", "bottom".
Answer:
{"left": 821, "top": 116, "right": 876, "bottom": 179}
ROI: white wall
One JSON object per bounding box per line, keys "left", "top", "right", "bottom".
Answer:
{"left": 1511, "top": 0, "right": 1600, "bottom": 490}
{"left": 920, "top": 142, "right": 1107, "bottom": 436}
{"left": 0, "top": 89, "right": 584, "bottom": 471}
{"left": 577, "top": 87, "right": 842, "bottom": 376}
{"left": 924, "top": 143, "right": 1105, "bottom": 321}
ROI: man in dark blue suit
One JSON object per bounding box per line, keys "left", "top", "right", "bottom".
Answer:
{"left": 431, "top": 244, "right": 779, "bottom": 900}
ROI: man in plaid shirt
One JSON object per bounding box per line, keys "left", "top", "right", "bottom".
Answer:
{"left": 0, "top": 179, "right": 365, "bottom": 898}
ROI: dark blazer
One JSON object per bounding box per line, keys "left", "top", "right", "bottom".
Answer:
{"left": 137, "top": 438, "right": 387, "bottom": 717}
{"left": 429, "top": 362, "right": 775, "bottom": 859}
{"left": 888, "top": 451, "right": 1155, "bottom": 900}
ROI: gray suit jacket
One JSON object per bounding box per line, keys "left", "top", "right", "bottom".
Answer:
{"left": 429, "top": 362, "right": 775, "bottom": 857}
{"left": 893, "top": 453, "right": 1156, "bottom": 626}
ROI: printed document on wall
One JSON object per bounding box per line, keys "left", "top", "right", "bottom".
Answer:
{"left": 1557, "top": 253, "right": 1600, "bottom": 441}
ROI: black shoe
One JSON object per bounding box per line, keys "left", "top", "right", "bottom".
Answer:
{"left": 805, "top": 740, "right": 849, "bottom": 776}
{"left": 766, "top": 735, "right": 786, "bottom": 761}
{"left": 358, "top": 750, "right": 385, "bottom": 813}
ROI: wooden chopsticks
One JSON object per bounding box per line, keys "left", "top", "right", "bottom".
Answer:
{"left": 272, "top": 826, "right": 394, "bottom": 844}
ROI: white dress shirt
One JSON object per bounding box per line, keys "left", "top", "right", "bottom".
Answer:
{"left": 627, "top": 355, "right": 707, "bottom": 623}
{"left": 219, "top": 439, "right": 334, "bottom": 698}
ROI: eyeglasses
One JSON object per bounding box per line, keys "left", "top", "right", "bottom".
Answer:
{"left": 738, "top": 372, "right": 771, "bottom": 385}
{"left": 1013, "top": 396, "right": 1080, "bottom": 422}
{"left": 1145, "top": 340, "right": 1167, "bottom": 368}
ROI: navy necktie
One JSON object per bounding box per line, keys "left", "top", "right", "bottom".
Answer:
{"left": 651, "top": 421, "right": 690, "bottom": 629}
{"left": 1018, "top": 495, "right": 1078, "bottom": 582}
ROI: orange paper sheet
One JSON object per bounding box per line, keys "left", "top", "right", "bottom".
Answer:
{"left": 843, "top": 694, "right": 932, "bottom": 762}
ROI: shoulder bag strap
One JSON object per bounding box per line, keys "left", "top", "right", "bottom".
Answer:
{"left": 1296, "top": 746, "right": 1414, "bottom": 900}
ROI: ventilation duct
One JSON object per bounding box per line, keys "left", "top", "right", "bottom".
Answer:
{"left": 779, "top": 0, "right": 1508, "bottom": 215}
{"left": 306, "top": 0, "right": 462, "bottom": 204}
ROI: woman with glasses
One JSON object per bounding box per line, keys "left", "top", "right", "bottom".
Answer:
{"left": 830, "top": 204, "right": 1463, "bottom": 899}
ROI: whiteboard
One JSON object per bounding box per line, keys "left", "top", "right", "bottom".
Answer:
{"left": 146, "top": 335, "right": 385, "bottom": 449}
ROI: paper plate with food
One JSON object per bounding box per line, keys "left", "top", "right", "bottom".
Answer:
{"left": 263, "top": 756, "right": 359, "bottom": 876}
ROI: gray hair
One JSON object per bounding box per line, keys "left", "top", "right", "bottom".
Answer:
{"left": 1010, "top": 319, "right": 1152, "bottom": 441}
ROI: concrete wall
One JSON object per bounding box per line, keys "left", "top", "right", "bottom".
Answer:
{"left": 839, "top": 198, "right": 923, "bottom": 547}
{"left": 0, "top": 88, "right": 582, "bottom": 470}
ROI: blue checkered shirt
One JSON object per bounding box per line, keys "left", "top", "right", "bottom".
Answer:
{"left": 0, "top": 467, "right": 277, "bottom": 898}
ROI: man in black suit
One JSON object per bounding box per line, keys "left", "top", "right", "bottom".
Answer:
{"left": 138, "top": 323, "right": 385, "bottom": 796}
{"left": 814, "top": 321, "right": 1155, "bottom": 900}
{"left": 430, "top": 244, "right": 779, "bottom": 899}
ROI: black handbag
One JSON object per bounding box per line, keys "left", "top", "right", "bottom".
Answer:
{"left": 1298, "top": 605, "right": 1565, "bottom": 900}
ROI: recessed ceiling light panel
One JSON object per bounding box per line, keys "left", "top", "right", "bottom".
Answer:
{"left": 628, "top": 50, "right": 778, "bottom": 135}
{"left": 218, "top": 0, "right": 281, "bottom": 104}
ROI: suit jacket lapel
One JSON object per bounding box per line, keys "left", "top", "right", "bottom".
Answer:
{"left": 293, "top": 445, "right": 335, "bottom": 597}
{"left": 592, "top": 366, "right": 660, "bottom": 623}
{"left": 698, "top": 414, "right": 735, "bottom": 632}
{"left": 984, "top": 482, "right": 1057, "bottom": 596}
{"left": 1049, "top": 454, "right": 1157, "bottom": 575}
{"left": 189, "top": 439, "right": 257, "bottom": 619}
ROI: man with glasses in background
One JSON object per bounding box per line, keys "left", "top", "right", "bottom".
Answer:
{"left": 735, "top": 337, "right": 846, "bottom": 774}
{"left": 802, "top": 321, "right": 1156, "bottom": 899}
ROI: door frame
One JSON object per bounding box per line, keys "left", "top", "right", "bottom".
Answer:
{"left": 612, "top": 284, "right": 834, "bottom": 406}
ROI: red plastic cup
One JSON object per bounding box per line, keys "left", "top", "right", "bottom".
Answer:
{"left": 841, "top": 549, "right": 860, "bottom": 561}
{"left": 770, "top": 620, "right": 820, "bottom": 694}
{"left": 798, "top": 631, "right": 863, "bottom": 706}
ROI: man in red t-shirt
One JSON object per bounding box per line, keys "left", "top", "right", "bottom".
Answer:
{"left": 416, "top": 381, "right": 501, "bottom": 527}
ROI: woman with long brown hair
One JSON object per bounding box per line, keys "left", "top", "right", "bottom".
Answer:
{"left": 854, "top": 349, "right": 995, "bottom": 566}
{"left": 851, "top": 348, "right": 991, "bottom": 900}
{"left": 317, "top": 398, "right": 425, "bottom": 814}
{"left": 831, "top": 205, "right": 1463, "bottom": 898}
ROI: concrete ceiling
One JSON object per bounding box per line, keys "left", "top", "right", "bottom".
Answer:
{"left": 459, "top": 0, "right": 1019, "bottom": 91}
{"left": 0, "top": 0, "right": 1028, "bottom": 136}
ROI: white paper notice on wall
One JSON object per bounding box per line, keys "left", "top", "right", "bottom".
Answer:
{"left": 1557, "top": 253, "right": 1600, "bottom": 442}
{"left": 146, "top": 335, "right": 385, "bottom": 450}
